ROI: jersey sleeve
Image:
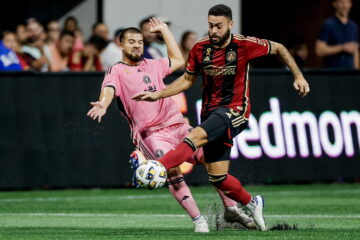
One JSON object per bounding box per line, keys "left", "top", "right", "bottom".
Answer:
{"left": 157, "top": 58, "right": 172, "bottom": 78}
{"left": 101, "top": 66, "right": 120, "bottom": 97}
{"left": 185, "top": 44, "right": 199, "bottom": 74}
{"left": 244, "top": 36, "right": 271, "bottom": 60}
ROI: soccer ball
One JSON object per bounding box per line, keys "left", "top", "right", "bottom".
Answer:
{"left": 135, "top": 160, "right": 167, "bottom": 189}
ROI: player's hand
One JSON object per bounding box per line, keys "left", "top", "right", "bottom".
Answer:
{"left": 132, "top": 91, "right": 160, "bottom": 102}
{"left": 87, "top": 101, "right": 107, "bottom": 122}
{"left": 149, "top": 17, "right": 168, "bottom": 33}
{"left": 293, "top": 77, "right": 310, "bottom": 97}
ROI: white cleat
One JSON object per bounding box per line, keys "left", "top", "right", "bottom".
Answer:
{"left": 224, "top": 206, "right": 257, "bottom": 230}
{"left": 193, "top": 215, "right": 210, "bottom": 233}
{"left": 246, "top": 195, "right": 266, "bottom": 231}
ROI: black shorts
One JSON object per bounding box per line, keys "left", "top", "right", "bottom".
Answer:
{"left": 199, "top": 107, "right": 248, "bottom": 163}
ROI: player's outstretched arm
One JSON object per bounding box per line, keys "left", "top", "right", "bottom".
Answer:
{"left": 149, "top": 17, "right": 185, "bottom": 72}
{"left": 132, "top": 72, "right": 197, "bottom": 102}
{"left": 269, "top": 41, "right": 310, "bottom": 97}
{"left": 87, "top": 86, "right": 115, "bottom": 122}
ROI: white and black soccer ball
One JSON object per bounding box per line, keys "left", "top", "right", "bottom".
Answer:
{"left": 135, "top": 160, "right": 167, "bottom": 189}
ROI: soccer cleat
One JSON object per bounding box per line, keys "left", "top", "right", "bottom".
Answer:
{"left": 129, "top": 150, "right": 147, "bottom": 171}
{"left": 245, "top": 195, "right": 266, "bottom": 231}
{"left": 224, "top": 206, "right": 257, "bottom": 230}
{"left": 193, "top": 215, "right": 209, "bottom": 233}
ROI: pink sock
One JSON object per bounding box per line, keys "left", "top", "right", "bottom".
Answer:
{"left": 214, "top": 186, "right": 238, "bottom": 207}
{"left": 167, "top": 175, "right": 201, "bottom": 219}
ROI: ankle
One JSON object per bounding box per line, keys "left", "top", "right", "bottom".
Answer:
{"left": 192, "top": 215, "right": 203, "bottom": 222}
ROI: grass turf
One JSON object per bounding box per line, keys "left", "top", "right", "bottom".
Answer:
{"left": 0, "top": 184, "right": 359, "bottom": 239}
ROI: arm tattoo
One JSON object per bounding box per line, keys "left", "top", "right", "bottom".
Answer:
{"left": 270, "top": 41, "right": 302, "bottom": 78}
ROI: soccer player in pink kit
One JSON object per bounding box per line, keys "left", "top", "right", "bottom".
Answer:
{"left": 87, "top": 18, "right": 255, "bottom": 232}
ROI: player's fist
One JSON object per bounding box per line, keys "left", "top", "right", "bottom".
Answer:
{"left": 293, "top": 77, "right": 310, "bottom": 97}
{"left": 87, "top": 101, "right": 107, "bottom": 122}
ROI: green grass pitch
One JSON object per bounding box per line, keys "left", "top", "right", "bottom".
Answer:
{"left": 0, "top": 184, "right": 359, "bottom": 240}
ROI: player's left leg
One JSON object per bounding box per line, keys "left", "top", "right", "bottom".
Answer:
{"left": 142, "top": 127, "right": 209, "bottom": 232}
{"left": 177, "top": 123, "right": 256, "bottom": 229}
{"left": 199, "top": 110, "right": 266, "bottom": 231}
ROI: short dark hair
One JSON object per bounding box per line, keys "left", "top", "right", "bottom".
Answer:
{"left": 59, "top": 30, "right": 75, "bottom": 39}
{"left": 64, "top": 16, "right": 78, "bottom": 26}
{"left": 139, "top": 16, "right": 155, "bottom": 29}
{"left": 87, "top": 35, "right": 108, "bottom": 51}
{"left": 208, "top": 4, "right": 232, "bottom": 20}
{"left": 119, "top": 27, "right": 142, "bottom": 43}
{"left": 114, "top": 28, "right": 124, "bottom": 39}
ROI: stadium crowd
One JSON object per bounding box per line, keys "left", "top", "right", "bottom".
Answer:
{"left": 0, "top": 0, "right": 358, "bottom": 71}
{"left": 0, "top": 15, "right": 198, "bottom": 72}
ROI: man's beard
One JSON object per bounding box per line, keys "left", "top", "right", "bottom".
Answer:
{"left": 209, "top": 29, "right": 231, "bottom": 47}
{"left": 125, "top": 51, "right": 144, "bottom": 62}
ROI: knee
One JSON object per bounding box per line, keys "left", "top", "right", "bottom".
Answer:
{"left": 187, "top": 127, "right": 208, "bottom": 148}
{"left": 167, "top": 167, "right": 181, "bottom": 177}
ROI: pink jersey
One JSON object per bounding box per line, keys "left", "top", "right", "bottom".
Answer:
{"left": 101, "top": 58, "right": 185, "bottom": 145}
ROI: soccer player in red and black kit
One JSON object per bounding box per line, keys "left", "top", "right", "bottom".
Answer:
{"left": 133, "top": 4, "right": 310, "bottom": 231}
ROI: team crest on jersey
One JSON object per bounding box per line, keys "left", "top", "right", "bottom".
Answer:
{"left": 143, "top": 75, "right": 151, "bottom": 84}
{"left": 226, "top": 50, "right": 237, "bottom": 62}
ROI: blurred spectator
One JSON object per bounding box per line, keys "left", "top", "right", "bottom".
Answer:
{"left": 0, "top": 32, "right": 22, "bottom": 71}
{"left": 2, "top": 31, "right": 29, "bottom": 70}
{"left": 316, "top": 0, "right": 359, "bottom": 69}
{"left": 22, "top": 19, "right": 48, "bottom": 71}
{"left": 180, "top": 31, "right": 198, "bottom": 63}
{"left": 287, "top": 34, "right": 309, "bottom": 69}
{"left": 139, "top": 16, "right": 162, "bottom": 59}
{"left": 69, "top": 35, "right": 107, "bottom": 71}
{"left": 151, "top": 16, "right": 170, "bottom": 57}
{"left": 46, "top": 20, "right": 61, "bottom": 44}
{"left": 92, "top": 22, "right": 110, "bottom": 41}
{"left": 100, "top": 28, "right": 123, "bottom": 69}
{"left": 43, "top": 30, "right": 74, "bottom": 72}
{"left": 63, "top": 16, "right": 84, "bottom": 51}
{"left": 16, "top": 24, "right": 28, "bottom": 47}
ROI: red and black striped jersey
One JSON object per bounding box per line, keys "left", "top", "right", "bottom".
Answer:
{"left": 186, "top": 34, "right": 271, "bottom": 118}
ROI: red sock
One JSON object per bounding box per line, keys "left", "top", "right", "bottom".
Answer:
{"left": 158, "top": 142, "right": 195, "bottom": 170}
{"left": 212, "top": 174, "right": 252, "bottom": 205}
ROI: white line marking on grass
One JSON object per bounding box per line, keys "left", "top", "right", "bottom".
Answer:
{"left": 266, "top": 215, "right": 360, "bottom": 219}
{"left": 0, "top": 188, "right": 359, "bottom": 203}
{"left": 1, "top": 213, "right": 360, "bottom": 219}
{"left": 0, "top": 213, "right": 188, "bottom": 218}
{"left": 0, "top": 194, "right": 171, "bottom": 203}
